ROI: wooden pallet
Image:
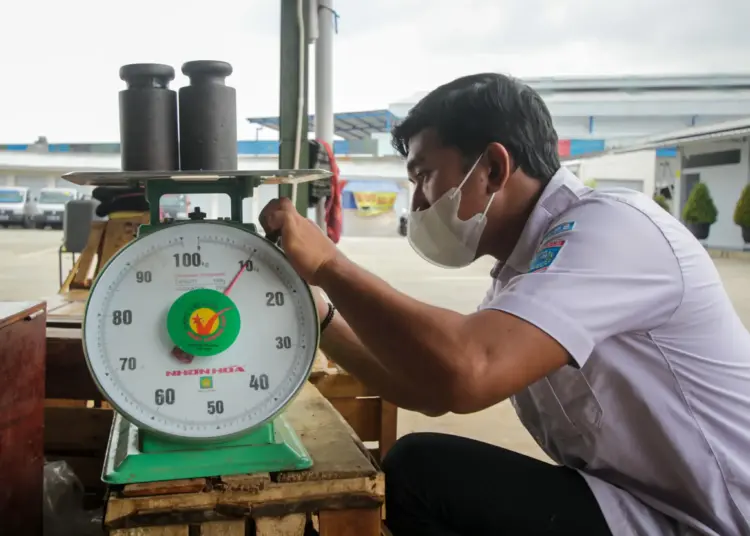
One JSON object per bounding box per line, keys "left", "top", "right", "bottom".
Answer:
{"left": 309, "top": 368, "right": 397, "bottom": 463}
{"left": 60, "top": 212, "right": 149, "bottom": 293}
{"left": 104, "top": 383, "right": 385, "bottom": 536}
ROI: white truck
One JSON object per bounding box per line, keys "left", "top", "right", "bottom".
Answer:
{"left": 0, "top": 186, "right": 35, "bottom": 228}
{"left": 34, "top": 187, "right": 79, "bottom": 229}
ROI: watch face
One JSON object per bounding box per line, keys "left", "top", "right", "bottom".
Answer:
{"left": 83, "top": 221, "right": 319, "bottom": 441}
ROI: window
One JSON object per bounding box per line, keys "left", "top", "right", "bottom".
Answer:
{"left": 682, "top": 149, "right": 741, "bottom": 169}
{"left": 0, "top": 190, "right": 24, "bottom": 203}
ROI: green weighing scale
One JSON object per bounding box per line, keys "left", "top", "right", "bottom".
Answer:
{"left": 63, "top": 169, "right": 331, "bottom": 484}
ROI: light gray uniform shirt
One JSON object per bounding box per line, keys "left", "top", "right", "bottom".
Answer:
{"left": 479, "top": 167, "right": 750, "bottom": 535}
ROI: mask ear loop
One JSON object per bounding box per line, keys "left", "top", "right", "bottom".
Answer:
{"left": 449, "top": 153, "right": 485, "bottom": 200}
{"left": 480, "top": 193, "right": 496, "bottom": 220}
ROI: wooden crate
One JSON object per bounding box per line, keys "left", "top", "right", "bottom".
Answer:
{"left": 0, "top": 301, "right": 46, "bottom": 535}
{"left": 103, "top": 383, "right": 385, "bottom": 536}
{"left": 45, "top": 294, "right": 111, "bottom": 499}
{"left": 309, "top": 368, "right": 397, "bottom": 463}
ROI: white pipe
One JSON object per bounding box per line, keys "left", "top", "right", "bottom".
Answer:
{"left": 292, "top": 0, "right": 306, "bottom": 205}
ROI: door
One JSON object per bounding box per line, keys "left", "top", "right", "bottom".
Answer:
{"left": 681, "top": 173, "right": 700, "bottom": 221}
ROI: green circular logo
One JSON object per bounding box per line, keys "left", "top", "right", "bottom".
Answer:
{"left": 166, "top": 288, "right": 241, "bottom": 357}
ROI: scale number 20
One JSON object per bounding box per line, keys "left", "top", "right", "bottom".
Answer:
{"left": 265, "top": 291, "right": 285, "bottom": 307}
{"left": 249, "top": 374, "right": 270, "bottom": 391}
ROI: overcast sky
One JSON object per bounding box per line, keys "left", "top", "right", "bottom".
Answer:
{"left": 0, "top": 0, "right": 747, "bottom": 143}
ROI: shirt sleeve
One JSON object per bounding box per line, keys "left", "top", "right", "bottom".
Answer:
{"left": 481, "top": 198, "right": 684, "bottom": 368}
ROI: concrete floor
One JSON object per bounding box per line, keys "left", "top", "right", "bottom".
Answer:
{"left": 1, "top": 229, "right": 748, "bottom": 462}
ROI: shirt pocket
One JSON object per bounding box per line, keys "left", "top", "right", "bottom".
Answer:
{"left": 547, "top": 367, "right": 604, "bottom": 465}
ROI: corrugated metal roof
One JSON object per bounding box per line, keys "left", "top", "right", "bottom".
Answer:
{"left": 611, "top": 116, "right": 750, "bottom": 152}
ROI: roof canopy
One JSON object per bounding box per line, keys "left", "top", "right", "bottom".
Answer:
{"left": 247, "top": 109, "right": 399, "bottom": 140}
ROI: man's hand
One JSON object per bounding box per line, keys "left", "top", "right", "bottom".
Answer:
{"left": 259, "top": 198, "right": 341, "bottom": 285}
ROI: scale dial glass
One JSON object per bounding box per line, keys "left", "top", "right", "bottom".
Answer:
{"left": 83, "top": 221, "right": 318, "bottom": 441}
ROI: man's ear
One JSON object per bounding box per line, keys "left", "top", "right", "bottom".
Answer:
{"left": 485, "top": 142, "right": 511, "bottom": 194}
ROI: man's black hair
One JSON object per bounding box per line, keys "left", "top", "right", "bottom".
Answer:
{"left": 391, "top": 73, "right": 560, "bottom": 184}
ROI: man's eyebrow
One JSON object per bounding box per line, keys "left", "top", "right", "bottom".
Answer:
{"left": 406, "top": 156, "right": 424, "bottom": 174}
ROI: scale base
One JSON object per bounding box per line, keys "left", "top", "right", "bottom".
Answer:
{"left": 102, "top": 412, "right": 312, "bottom": 484}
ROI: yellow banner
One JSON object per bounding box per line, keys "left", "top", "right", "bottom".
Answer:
{"left": 352, "top": 191, "right": 397, "bottom": 217}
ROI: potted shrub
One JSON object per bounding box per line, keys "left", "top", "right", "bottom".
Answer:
{"left": 653, "top": 194, "right": 671, "bottom": 212}
{"left": 733, "top": 184, "right": 750, "bottom": 244}
{"left": 682, "top": 182, "right": 718, "bottom": 240}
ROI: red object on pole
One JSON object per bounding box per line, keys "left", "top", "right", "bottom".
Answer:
{"left": 317, "top": 139, "right": 342, "bottom": 243}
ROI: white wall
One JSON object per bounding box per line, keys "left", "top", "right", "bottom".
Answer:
{"left": 575, "top": 150, "right": 657, "bottom": 195}
{"left": 680, "top": 139, "right": 750, "bottom": 249}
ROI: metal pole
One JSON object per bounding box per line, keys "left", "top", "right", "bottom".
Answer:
{"left": 279, "top": 0, "right": 310, "bottom": 216}
{"left": 315, "top": 0, "right": 335, "bottom": 228}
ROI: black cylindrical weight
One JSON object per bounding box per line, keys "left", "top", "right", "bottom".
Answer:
{"left": 179, "top": 60, "right": 238, "bottom": 171}
{"left": 118, "top": 63, "right": 179, "bottom": 172}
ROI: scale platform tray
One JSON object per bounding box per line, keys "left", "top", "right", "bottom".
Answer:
{"left": 103, "top": 412, "right": 312, "bottom": 485}
{"left": 62, "top": 168, "right": 331, "bottom": 187}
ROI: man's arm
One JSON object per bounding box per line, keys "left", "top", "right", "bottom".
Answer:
{"left": 317, "top": 308, "right": 447, "bottom": 416}
{"left": 317, "top": 259, "right": 570, "bottom": 415}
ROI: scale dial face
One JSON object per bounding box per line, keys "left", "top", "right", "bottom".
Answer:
{"left": 83, "top": 221, "right": 319, "bottom": 441}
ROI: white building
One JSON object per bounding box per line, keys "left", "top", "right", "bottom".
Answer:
{"left": 3, "top": 73, "right": 750, "bottom": 238}
{"left": 605, "top": 118, "right": 750, "bottom": 250}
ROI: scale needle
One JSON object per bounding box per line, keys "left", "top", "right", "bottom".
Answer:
{"left": 171, "top": 262, "right": 248, "bottom": 364}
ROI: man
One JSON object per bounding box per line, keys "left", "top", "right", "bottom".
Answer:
{"left": 259, "top": 73, "right": 750, "bottom": 535}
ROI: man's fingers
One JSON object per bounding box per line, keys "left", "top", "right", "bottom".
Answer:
{"left": 259, "top": 197, "right": 296, "bottom": 237}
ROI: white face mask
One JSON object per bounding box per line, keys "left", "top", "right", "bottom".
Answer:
{"left": 407, "top": 154, "right": 496, "bottom": 268}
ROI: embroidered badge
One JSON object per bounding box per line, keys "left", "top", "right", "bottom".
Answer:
{"left": 541, "top": 221, "right": 575, "bottom": 242}
{"left": 529, "top": 239, "right": 566, "bottom": 273}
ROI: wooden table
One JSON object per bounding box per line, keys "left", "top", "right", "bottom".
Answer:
{"left": 105, "top": 383, "right": 385, "bottom": 535}
{"left": 0, "top": 301, "right": 46, "bottom": 535}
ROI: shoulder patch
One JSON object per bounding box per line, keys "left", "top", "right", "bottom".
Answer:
{"left": 529, "top": 239, "right": 566, "bottom": 273}
{"left": 541, "top": 221, "right": 575, "bottom": 242}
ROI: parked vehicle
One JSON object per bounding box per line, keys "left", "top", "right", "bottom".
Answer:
{"left": 0, "top": 187, "right": 35, "bottom": 228}
{"left": 34, "top": 188, "right": 79, "bottom": 229}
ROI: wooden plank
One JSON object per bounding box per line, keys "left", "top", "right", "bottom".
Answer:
{"left": 46, "top": 326, "right": 102, "bottom": 401}
{"left": 201, "top": 520, "right": 247, "bottom": 535}
{"left": 309, "top": 371, "right": 377, "bottom": 399}
{"left": 255, "top": 514, "right": 306, "bottom": 536}
{"left": 319, "top": 509, "right": 381, "bottom": 536}
{"left": 378, "top": 401, "right": 398, "bottom": 460}
{"left": 0, "top": 301, "right": 44, "bottom": 329}
{"left": 44, "top": 406, "right": 112, "bottom": 454}
{"left": 276, "top": 383, "right": 378, "bottom": 483}
{"left": 72, "top": 221, "right": 106, "bottom": 287}
{"left": 328, "top": 398, "right": 381, "bottom": 443}
{"left": 0, "top": 302, "right": 46, "bottom": 536}
{"left": 220, "top": 473, "right": 271, "bottom": 493}
{"left": 99, "top": 215, "right": 146, "bottom": 268}
{"left": 123, "top": 479, "right": 207, "bottom": 498}
{"left": 111, "top": 526, "right": 190, "bottom": 536}
{"left": 105, "top": 475, "right": 383, "bottom": 528}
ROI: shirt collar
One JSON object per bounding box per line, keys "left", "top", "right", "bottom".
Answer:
{"left": 491, "top": 167, "right": 586, "bottom": 276}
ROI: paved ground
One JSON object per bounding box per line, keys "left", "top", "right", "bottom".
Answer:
{"left": 2, "top": 229, "right": 749, "bottom": 462}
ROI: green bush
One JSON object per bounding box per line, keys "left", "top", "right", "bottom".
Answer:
{"left": 653, "top": 194, "right": 671, "bottom": 212}
{"left": 733, "top": 184, "right": 750, "bottom": 228}
{"left": 682, "top": 182, "right": 718, "bottom": 225}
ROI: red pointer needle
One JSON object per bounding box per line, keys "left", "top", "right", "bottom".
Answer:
{"left": 171, "top": 262, "right": 248, "bottom": 364}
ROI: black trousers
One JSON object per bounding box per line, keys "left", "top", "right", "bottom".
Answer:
{"left": 383, "top": 432, "right": 613, "bottom": 536}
